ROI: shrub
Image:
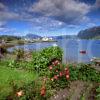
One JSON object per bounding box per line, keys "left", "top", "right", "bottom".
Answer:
{"left": 14, "top": 48, "right": 25, "bottom": 62}
{"left": 0, "top": 47, "right": 7, "bottom": 54}
{"left": 48, "top": 60, "right": 70, "bottom": 89}
{"left": 68, "top": 64, "right": 100, "bottom": 82}
{"left": 78, "top": 64, "right": 100, "bottom": 82}
{"left": 32, "top": 46, "right": 63, "bottom": 74}
{"left": 96, "top": 85, "right": 100, "bottom": 100}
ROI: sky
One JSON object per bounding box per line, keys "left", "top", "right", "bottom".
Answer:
{"left": 0, "top": 0, "right": 100, "bottom": 36}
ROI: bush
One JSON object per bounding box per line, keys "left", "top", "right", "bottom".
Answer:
{"left": 48, "top": 60, "right": 70, "bottom": 89}
{"left": 78, "top": 64, "right": 100, "bottom": 82}
{"left": 69, "top": 64, "right": 100, "bottom": 82}
{"left": 0, "top": 47, "right": 7, "bottom": 54}
{"left": 14, "top": 48, "right": 25, "bottom": 61}
{"left": 32, "top": 46, "right": 63, "bottom": 74}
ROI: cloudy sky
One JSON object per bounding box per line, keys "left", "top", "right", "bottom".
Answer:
{"left": 0, "top": 0, "right": 100, "bottom": 36}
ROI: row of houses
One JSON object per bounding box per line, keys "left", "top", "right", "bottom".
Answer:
{"left": 24, "top": 37, "right": 53, "bottom": 42}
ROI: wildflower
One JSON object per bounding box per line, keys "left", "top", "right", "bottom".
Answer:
{"left": 54, "top": 75, "right": 58, "bottom": 80}
{"left": 56, "top": 69, "right": 58, "bottom": 72}
{"left": 16, "top": 90, "right": 23, "bottom": 97}
{"left": 59, "top": 72, "right": 63, "bottom": 77}
{"left": 54, "top": 60, "right": 60, "bottom": 66}
{"left": 49, "top": 66, "right": 53, "bottom": 70}
{"left": 57, "top": 74, "right": 59, "bottom": 77}
{"left": 65, "top": 70, "right": 69, "bottom": 75}
{"left": 40, "top": 86, "right": 46, "bottom": 96}
{"left": 66, "top": 75, "right": 70, "bottom": 80}
{"left": 52, "top": 61, "right": 55, "bottom": 65}
{"left": 65, "top": 67, "right": 68, "bottom": 71}
{"left": 50, "top": 78, "right": 54, "bottom": 81}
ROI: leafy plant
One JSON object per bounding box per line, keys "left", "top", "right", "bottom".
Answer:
{"left": 14, "top": 48, "right": 25, "bottom": 62}
{"left": 96, "top": 86, "right": 100, "bottom": 100}
{"left": 32, "top": 46, "right": 63, "bottom": 74}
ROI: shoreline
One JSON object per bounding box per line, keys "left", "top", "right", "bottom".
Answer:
{"left": 0, "top": 40, "right": 57, "bottom": 48}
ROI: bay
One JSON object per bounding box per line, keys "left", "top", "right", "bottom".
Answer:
{"left": 8, "top": 39, "right": 100, "bottom": 63}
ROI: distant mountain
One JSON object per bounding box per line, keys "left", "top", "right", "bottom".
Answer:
{"left": 78, "top": 26, "right": 100, "bottom": 39}
{"left": 24, "top": 34, "right": 42, "bottom": 39}
{"left": 50, "top": 35, "right": 77, "bottom": 40}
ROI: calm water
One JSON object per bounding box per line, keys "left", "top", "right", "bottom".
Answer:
{"left": 8, "top": 39, "right": 100, "bottom": 63}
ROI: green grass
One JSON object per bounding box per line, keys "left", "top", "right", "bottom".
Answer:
{"left": 0, "top": 65, "right": 38, "bottom": 98}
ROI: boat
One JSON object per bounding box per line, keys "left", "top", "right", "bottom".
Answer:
{"left": 79, "top": 50, "right": 86, "bottom": 54}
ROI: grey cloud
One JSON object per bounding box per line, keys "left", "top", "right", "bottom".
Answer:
{"left": 28, "top": 17, "right": 66, "bottom": 32}
{"left": 0, "top": 3, "right": 21, "bottom": 21}
{"left": 0, "top": 3, "right": 33, "bottom": 22}
{"left": 95, "top": 0, "right": 100, "bottom": 8}
{"left": 29, "top": 0, "right": 91, "bottom": 24}
{"left": 0, "top": 3, "right": 7, "bottom": 11}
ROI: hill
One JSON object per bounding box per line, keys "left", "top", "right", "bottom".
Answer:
{"left": 0, "top": 35, "right": 21, "bottom": 41}
{"left": 77, "top": 26, "right": 100, "bottom": 39}
{"left": 50, "top": 35, "right": 77, "bottom": 40}
{"left": 24, "top": 34, "right": 42, "bottom": 39}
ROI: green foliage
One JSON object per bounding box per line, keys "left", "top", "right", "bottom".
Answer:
{"left": 0, "top": 35, "right": 21, "bottom": 41}
{"left": 0, "top": 47, "right": 7, "bottom": 54}
{"left": 78, "top": 64, "right": 100, "bottom": 82}
{"left": 14, "top": 48, "right": 25, "bottom": 61}
{"left": 96, "top": 86, "right": 100, "bottom": 100}
{"left": 32, "top": 46, "right": 63, "bottom": 73}
{"left": 69, "top": 65, "right": 79, "bottom": 81}
{"left": 0, "top": 66, "right": 37, "bottom": 99}
{"left": 69, "top": 64, "right": 100, "bottom": 82}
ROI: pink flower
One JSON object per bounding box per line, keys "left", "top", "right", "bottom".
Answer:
{"left": 65, "top": 70, "right": 69, "bottom": 75}
{"left": 52, "top": 62, "right": 55, "bottom": 65}
{"left": 59, "top": 72, "right": 63, "bottom": 77}
{"left": 49, "top": 66, "right": 53, "bottom": 70}
{"left": 56, "top": 69, "right": 58, "bottom": 72}
{"left": 50, "top": 78, "right": 54, "bottom": 81}
{"left": 41, "top": 86, "right": 46, "bottom": 96}
{"left": 66, "top": 75, "right": 70, "bottom": 80}
{"left": 65, "top": 67, "right": 68, "bottom": 71}
{"left": 54, "top": 60, "right": 60, "bottom": 66}
{"left": 54, "top": 75, "right": 58, "bottom": 80}
{"left": 57, "top": 74, "right": 59, "bottom": 77}
{"left": 16, "top": 90, "right": 23, "bottom": 97}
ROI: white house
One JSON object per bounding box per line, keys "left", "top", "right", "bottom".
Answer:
{"left": 42, "top": 37, "right": 49, "bottom": 41}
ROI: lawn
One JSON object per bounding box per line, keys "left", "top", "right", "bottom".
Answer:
{"left": 0, "top": 65, "right": 38, "bottom": 99}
